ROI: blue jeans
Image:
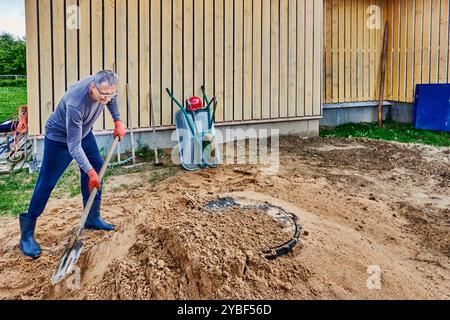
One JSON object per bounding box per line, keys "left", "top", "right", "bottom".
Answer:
{"left": 26, "top": 132, "right": 103, "bottom": 220}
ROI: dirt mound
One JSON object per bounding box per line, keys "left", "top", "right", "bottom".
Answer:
{"left": 0, "top": 137, "right": 449, "bottom": 300}
{"left": 73, "top": 194, "right": 303, "bottom": 300}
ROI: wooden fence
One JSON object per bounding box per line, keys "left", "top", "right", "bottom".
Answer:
{"left": 324, "top": 0, "right": 449, "bottom": 104}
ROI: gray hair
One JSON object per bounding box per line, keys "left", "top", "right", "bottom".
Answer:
{"left": 93, "top": 70, "right": 118, "bottom": 87}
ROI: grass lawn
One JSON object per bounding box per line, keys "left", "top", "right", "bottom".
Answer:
{"left": 0, "top": 87, "right": 27, "bottom": 122}
{"left": 320, "top": 121, "right": 450, "bottom": 147}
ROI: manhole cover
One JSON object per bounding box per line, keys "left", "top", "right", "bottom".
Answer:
{"left": 204, "top": 197, "right": 301, "bottom": 260}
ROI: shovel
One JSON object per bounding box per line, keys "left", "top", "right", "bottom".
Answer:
{"left": 51, "top": 136, "right": 120, "bottom": 285}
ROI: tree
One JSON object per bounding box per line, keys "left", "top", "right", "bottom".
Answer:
{"left": 0, "top": 33, "right": 26, "bottom": 75}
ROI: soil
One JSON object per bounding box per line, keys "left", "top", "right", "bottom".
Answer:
{"left": 0, "top": 137, "right": 449, "bottom": 300}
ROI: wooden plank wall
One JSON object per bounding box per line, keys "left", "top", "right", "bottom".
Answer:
{"left": 386, "top": 0, "right": 449, "bottom": 103}
{"left": 324, "top": 0, "right": 450, "bottom": 104}
{"left": 324, "top": 0, "right": 386, "bottom": 103}
{"left": 25, "top": 0, "right": 323, "bottom": 136}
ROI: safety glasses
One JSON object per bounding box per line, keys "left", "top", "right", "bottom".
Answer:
{"left": 93, "top": 83, "right": 118, "bottom": 99}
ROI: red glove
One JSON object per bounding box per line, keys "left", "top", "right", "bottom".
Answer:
{"left": 87, "top": 169, "right": 101, "bottom": 194}
{"left": 114, "top": 120, "right": 126, "bottom": 141}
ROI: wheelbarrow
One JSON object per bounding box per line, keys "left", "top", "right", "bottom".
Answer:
{"left": 166, "top": 86, "right": 220, "bottom": 171}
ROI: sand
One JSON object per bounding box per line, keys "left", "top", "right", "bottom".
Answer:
{"left": 0, "top": 137, "right": 448, "bottom": 300}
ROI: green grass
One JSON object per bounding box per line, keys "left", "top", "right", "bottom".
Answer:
{"left": 0, "top": 166, "right": 82, "bottom": 217}
{"left": 320, "top": 121, "right": 450, "bottom": 147}
{"left": 148, "top": 166, "right": 179, "bottom": 185}
{"left": 0, "top": 87, "right": 27, "bottom": 122}
{"left": 0, "top": 160, "right": 179, "bottom": 217}
{"left": 0, "top": 169, "right": 37, "bottom": 216}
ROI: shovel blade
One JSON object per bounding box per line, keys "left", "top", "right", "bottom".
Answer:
{"left": 51, "top": 239, "right": 83, "bottom": 285}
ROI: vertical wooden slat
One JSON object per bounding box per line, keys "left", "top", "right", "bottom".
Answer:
{"left": 297, "top": 0, "right": 305, "bottom": 115}
{"left": 372, "top": 0, "right": 380, "bottom": 101}
{"left": 399, "top": 0, "right": 407, "bottom": 102}
{"left": 224, "top": 0, "right": 234, "bottom": 121}
{"left": 325, "top": 0, "right": 333, "bottom": 102}
{"left": 406, "top": 0, "right": 416, "bottom": 102}
{"left": 194, "top": 0, "right": 204, "bottom": 99}
{"left": 345, "top": 0, "right": 351, "bottom": 101}
{"left": 430, "top": 0, "right": 440, "bottom": 83}
{"left": 261, "top": 0, "right": 271, "bottom": 119}
{"left": 279, "top": 0, "right": 288, "bottom": 118}
{"left": 204, "top": 0, "right": 214, "bottom": 102}
{"left": 184, "top": 0, "right": 194, "bottom": 102}
{"left": 127, "top": 0, "right": 139, "bottom": 128}
{"left": 338, "top": 0, "right": 345, "bottom": 101}
{"left": 234, "top": 0, "right": 244, "bottom": 120}
{"left": 313, "top": 0, "right": 323, "bottom": 115}
{"left": 104, "top": 0, "right": 116, "bottom": 129}
{"left": 369, "top": 0, "right": 377, "bottom": 101}
{"left": 25, "top": 0, "right": 40, "bottom": 135}
{"left": 91, "top": 0, "right": 103, "bottom": 74}
{"left": 351, "top": 0, "right": 358, "bottom": 101}
{"left": 161, "top": 0, "right": 172, "bottom": 126}
{"left": 172, "top": 0, "right": 183, "bottom": 124}
{"left": 414, "top": 0, "right": 424, "bottom": 91}
{"left": 288, "top": 0, "right": 297, "bottom": 117}
{"left": 323, "top": 0, "right": 327, "bottom": 102}
{"left": 331, "top": 0, "right": 339, "bottom": 102}
{"left": 439, "top": 0, "right": 449, "bottom": 83}
{"left": 53, "top": 0, "right": 66, "bottom": 107}
{"left": 139, "top": 0, "right": 150, "bottom": 128}
{"left": 116, "top": 0, "right": 127, "bottom": 125}
{"left": 151, "top": 0, "right": 161, "bottom": 126}
{"left": 79, "top": 0, "right": 91, "bottom": 78}
{"left": 363, "top": 0, "right": 370, "bottom": 100}
{"left": 65, "top": 0, "right": 81, "bottom": 88}
{"left": 304, "top": 0, "right": 313, "bottom": 116}
{"left": 39, "top": 0, "right": 53, "bottom": 134}
{"left": 92, "top": 0, "right": 104, "bottom": 130}
{"left": 214, "top": 0, "right": 225, "bottom": 122}
{"left": 66, "top": 0, "right": 79, "bottom": 88}
{"left": 385, "top": 0, "right": 393, "bottom": 100}
{"left": 270, "top": 0, "right": 279, "bottom": 118}
{"left": 392, "top": 0, "right": 400, "bottom": 101}
{"left": 357, "top": 0, "right": 364, "bottom": 99}
{"left": 422, "top": 0, "right": 431, "bottom": 83}
{"left": 253, "top": 0, "right": 262, "bottom": 120}
{"left": 243, "top": 0, "right": 253, "bottom": 120}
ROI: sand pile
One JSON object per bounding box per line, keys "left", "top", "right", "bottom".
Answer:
{"left": 0, "top": 137, "right": 449, "bottom": 300}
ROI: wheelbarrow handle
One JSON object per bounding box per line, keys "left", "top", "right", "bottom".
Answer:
{"left": 166, "top": 88, "right": 201, "bottom": 144}
{"left": 209, "top": 97, "right": 219, "bottom": 128}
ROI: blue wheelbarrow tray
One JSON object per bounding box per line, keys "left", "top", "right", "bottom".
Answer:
{"left": 175, "top": 109, "right": 220, "bottom": 171}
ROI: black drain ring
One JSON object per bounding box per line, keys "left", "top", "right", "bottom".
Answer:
{"left": 205, "top": 198, "right": 301, "bottom": 260}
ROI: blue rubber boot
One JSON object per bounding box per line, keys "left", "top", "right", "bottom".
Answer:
{"left": 84, "top": 200, "right": 115, "bottom": 231}
{"left": 19, "top": 214, "right": 42, "bottom": 259}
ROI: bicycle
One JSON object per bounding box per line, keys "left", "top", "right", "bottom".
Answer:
{"left": 0, "top": 106, "right": 33, "bottom": 173}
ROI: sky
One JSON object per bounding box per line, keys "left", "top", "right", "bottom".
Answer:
{"left": 0, "top": 0, "right": 25, "bottom": 38}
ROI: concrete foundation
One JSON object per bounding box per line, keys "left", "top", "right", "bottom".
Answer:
{"left": 320, "top": 101, "right": 392, "bottom": 127}
{"left": 32, "top": 118, "right": 320, "bottom": 162}
{"left": 320, "top": 101, "right": 415, "bottom": 127}
{"left": 389, "top": 102, "right": 415, "bottom": 123}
